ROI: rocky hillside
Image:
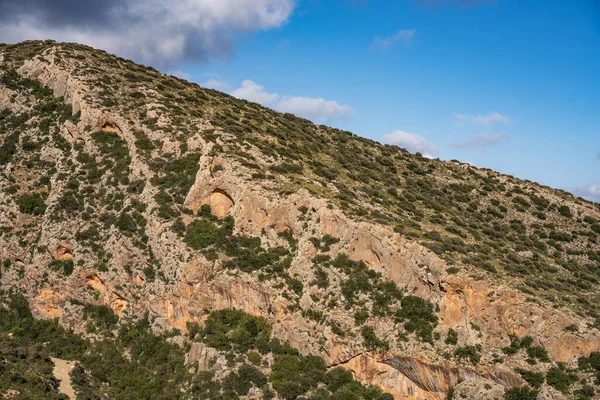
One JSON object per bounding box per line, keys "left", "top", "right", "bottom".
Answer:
{"left": 1, "top": 40, "right": 599, "bottom": 400}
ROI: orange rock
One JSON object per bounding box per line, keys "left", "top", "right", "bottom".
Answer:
{"left": 99, "top": 118, "right": 123, "bottom": 136}
{"left": 32, "top": 287, "right": 63, "bottom": 318}
{"left": 207, "top": 189, "right": 234, "bottom": 217}
{"left": 135, "top": 274, "right": 145, "bottom": 286}
{"left": 85, "top": 275, "right": 105, "bottom": 293}
{"left": 112, "top": 297, "right": 128, "bottom": 315}
{"left": 51, "top": 241, "right": 73, "bottom": 261}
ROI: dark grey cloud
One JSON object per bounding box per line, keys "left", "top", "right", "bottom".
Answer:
{"left": 0, "top": 0, "right": 296, "bottom": 66}
{"left": 0, "top": 0, "right": 114, "bottom": 27}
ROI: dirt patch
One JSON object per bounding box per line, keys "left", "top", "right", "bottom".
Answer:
{"left": 51, "top": 357, "right": 77, "bottom": 400}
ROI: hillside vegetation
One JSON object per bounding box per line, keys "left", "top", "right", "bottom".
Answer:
{"left": 0, "top": 40, "right": 599, "bottom": 400}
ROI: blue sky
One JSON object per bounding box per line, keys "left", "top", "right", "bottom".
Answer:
{"left": 177, "top": 0, "right": 600, "bottom": 201}
{"left": 2, "top": 0, "right": 599, "bottom": 200}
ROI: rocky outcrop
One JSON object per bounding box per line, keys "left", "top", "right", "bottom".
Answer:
{"left": 99, "top": 119, "right": 123, "bottom": 136}
{"left": 187, "top": 342, "right": 220, "bottom": 371}
{"left": 32, "top": 287, "right": 64, "bottom": 318}
{"left": 339, "top": 352, "right": 522, "bottom": 400}
{"left": 341, "top": 354, "right": 442, "bottom": 400}
{"left": 84, "top": 273, "right": 128, "bottom": 315}
{"left": 439, "top": 276, "right": 600, "bottom": 362}
{"left": 51, "top": 241, "right": 73, "bottom": 260}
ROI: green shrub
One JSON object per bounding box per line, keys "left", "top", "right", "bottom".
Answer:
{"left": 504, "top": 386, "right": 539, "bottom": 400}
{"left": 312, "top": 267, "right": 329, "bottom": 289}
{"left": 184, "top": 219, "right": 221, "bottom": 249}
{"left": 325, "top": 367, "right": 354, "bottom": 392}
{"left": 578, "top": 351, "right": 600, "bottom": 377}
{"left": 361, "top": 326, "right": 389, "bottom": 351}
{"left": 515, "top": 368, "right": 545, "bottom": 388}
{"left": 17, "top": 193, "right": 47, "bottom": 215}
{"left": 574, "top": 385, "right": 596, "bottom": 399}
{"left": 83, "top": 304, "right": 118, "bottom": 328}
{"left": 454, "top": 345, "right": 481, "bottom": 364}
{"left": 116, "top": 212, "right": 137, "bottom": 234}
{"left": 48, "top": 259, "right": 74, "bottom": 276}
{"left": 546, "top": 366, "right": 577, "bottom": 394}
{"left": 502, "top": 335, "right": 533, "bottom": 355}
{"left": 395, "top": 296, "right": 438, "bottom": 343}
{"left": 445, "top": 328, "right": 458, "bottom": 345}
{"left": 228, "top": 363, "right": 267, "bottom": 395}
{"left": 526, "top": 346, "right": 549, "bottom": 363}
{"left": 354, "top": 309, "right": 369, "bottom": 325}
{"left": 0, "top": 131, "right": 19, "bottom": 165}
{"left": 558, "top": 205, "right": 572, "bottom": 218}
{"left": 271, "top": 354, "right": 326, "bottom": 399}
{"left": 194, "top": 309, "right": 271, "bottom": 353}
{"left": 143, "top": 265, "right": 156, "bottom": 282}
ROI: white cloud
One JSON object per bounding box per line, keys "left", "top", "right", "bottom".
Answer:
{"left": 230, "top": 80, "right": 352, "bottom": 122}
{"left": 450, "top": 132, "right": 510, "bottom": 149}
{"left": 277, "top": 96, "right": 352, "bottom": 121}
{"left": 0, "top": 0, "right": 296, "bottom": 66}
{"left": 370, "top": 29, "right": 416, "bottom": 50}
{"left": 231, "top": 80, "right": 280, "bottom": 105}
{"left": 572, "top": 183, "right": 600, "bottom": 203}
{"left": 453, "top": 112, "right": 510, "bottom": 126}
{"left": 169, "top": 70, "right": 192, "bottom": 80}
{"left": 380, "top": 130, "right": 438, "bottom": 157}
{"left": 201, "top": 79, "right": 229, "bottom": 90}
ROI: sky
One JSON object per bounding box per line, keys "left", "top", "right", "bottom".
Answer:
{"left": 1, "top": 0, "right": 599, "bottom": 201}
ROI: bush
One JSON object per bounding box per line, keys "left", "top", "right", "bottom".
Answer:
{"left": 578, "top": 351, "right": 600, "bottom": 381}
{"left": 558, "top": 205, "right": 572, "bottom": 218}
{"left": 324, "top": 367, "right": 354, "bottom": 392}
{"left": 116, "top": 212, "right": 137, "bottom": 234}
{"left": 0, "top": 131, "right": 19, "bottom": 165}
{"left": 48, "top": 259, "right": 74, "bottom": 276}
{"left": 57, "top": 192, "right": 82, "bottom": 213}
{"left": 504, "top": 386, "right": 539, "bottom": 400}
{"left": 515, "top": 368, "right": 545, "bottom": 388}
{"left": 395, "top": 296, "right": 438, "bottom": 343}
{"left": 354, "top": 309, "right": 369, "bottom": 325}
{"left": 17, "top": 193, "right": 47, "bottom": 215}
{"left": 454, "top": 345, "right": 481, "bottom": 365}
{"left": 546, "top": 366, "right": 577, "bottom": 394}
{"left": 184, "top": 219, "right": 221, "bottom": 249}
{"left": 526, "top": 346, "right": 549, "bottom": 363}
{"left": 195, "top": 309, "right": 271, "bottom": 353}
{"left": 574, "top": 385, "right": 596, "bottom": 399}
{"left": 361, "top": 326, "right": 389, "bottom": 351}
{"left": 229, "top": 363, "right": 267, "bottom": 395}
{"left": 271, "top": 354, "right": 326, "bottom": 399}
{"left": 445, "top": 328, "right": 458, "bottom": 345}
{"left": 83, "top": 304, "right": 118, "bottom": 329}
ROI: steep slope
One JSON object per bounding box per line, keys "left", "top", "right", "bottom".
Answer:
{"left": 0, "top": 40, "right": 599, "bottom": 400}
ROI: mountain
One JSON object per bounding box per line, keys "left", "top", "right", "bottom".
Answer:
{"left": 0, "top": 40, "right": 599, "bottom": 400}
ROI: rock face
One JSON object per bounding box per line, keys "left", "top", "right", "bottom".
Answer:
{"left": 51, "top": 241, "right": 73, "bottom": 260}
{"left": 1, "top": 41, "right": 600, "bottom": 400}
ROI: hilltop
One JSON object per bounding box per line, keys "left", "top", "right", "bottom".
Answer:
{"left": 0, "top": 40, "right": 599, "bottom": 400}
